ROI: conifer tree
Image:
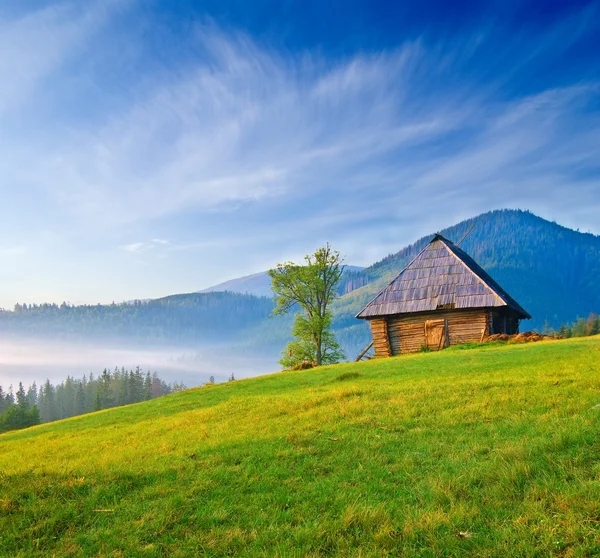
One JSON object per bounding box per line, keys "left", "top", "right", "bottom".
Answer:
{"left": 16, "top": 383, "right": 27, "bottom": 409}
{"left": 63, "top": 376, "right": 75, "bottom": 418}
{"left": 85, "top": 373, "right": 95, "bottom": 413}
{"left": 75, "top": 383, "right": 86, "bottom": 415}
{"left": 118, "top": 370, "right": 130, "bottom": 406}
{"left": 26, "top": 382, "right": 38, "bottom": 406}
{"left": 0, "top": 386, "right": 9, "bottom": 414}
{"left": 144, "top": 372, "right": 152, "bottom": 400}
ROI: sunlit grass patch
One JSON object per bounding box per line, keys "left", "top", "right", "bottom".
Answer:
{"left": 1, "top": 336, "right": 600, "bottom": 556}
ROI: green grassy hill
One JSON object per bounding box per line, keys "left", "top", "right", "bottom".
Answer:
{"left": 2, "top": 337, "right": 600, "bottom": 556}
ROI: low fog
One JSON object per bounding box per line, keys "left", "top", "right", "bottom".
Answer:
{"left": 0, "top": 338, "right": 278, "bottom": 391}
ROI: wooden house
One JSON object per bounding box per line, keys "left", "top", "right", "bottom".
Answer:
{"left": 356, "top": 234, "right": 531, "bottom": 357}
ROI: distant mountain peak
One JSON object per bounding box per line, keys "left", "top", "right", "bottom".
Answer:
{"left": 199, "top": 266, "right": 365, "bottom": 298}
{"left": 337, "top": 208, "right": 600, "bottom": 333}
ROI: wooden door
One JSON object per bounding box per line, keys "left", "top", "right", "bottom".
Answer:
{"left": 425, "top": 319, "right": 447, "bottom": 351}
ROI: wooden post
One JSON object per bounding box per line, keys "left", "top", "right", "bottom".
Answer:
{"left": 355, "top": 341, "right": 374, "bottom": 362}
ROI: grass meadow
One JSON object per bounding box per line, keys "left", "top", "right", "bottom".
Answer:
{"left": 1, "top": 336, "right": 600, "bottom": 556}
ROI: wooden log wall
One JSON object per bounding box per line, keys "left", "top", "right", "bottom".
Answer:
{"left": 388, "top": 321, "right": 425, "bottom": 354}
{"left": 369, "top": 318, "right": 391, "bottom": 357}
{"left": 387, "top": 309, "right": 490, "bottom": 355}
{"left": 446, "top": 310, "right": 489, "bottom": 346}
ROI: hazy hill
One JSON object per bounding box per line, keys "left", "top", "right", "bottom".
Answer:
{"left": 198, "top": 271, "right": 274, "bottom": 297}
{"left": 198, "top": 265, "right": 365, "bottom": 298}
{"left": 0, "top": 291, "right": 274, "bottom": 346}
{"left": 2, "top": 337, "right": 599, "bottom": 556}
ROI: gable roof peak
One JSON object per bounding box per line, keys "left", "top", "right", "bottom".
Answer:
{"left": 431, "top": 233, "right": 453, "bottom": 244}
{"left": 356, "top": 234, "right": 531, "bottom": 320}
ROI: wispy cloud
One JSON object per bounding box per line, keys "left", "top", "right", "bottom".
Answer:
{"left": 121, "top": 239, "right": 173, "bottom": 253}
{"left": 0, "top": 0, "right": 132, "bottom": 116}
{"left": 4, "top": 10, "right": 598, "bottom": 233}
{"left": 121, "top": 242, "right": 147, "bottom": 253}
{"left": 0, "top": 1, "right": 599, "bottom": 305}
{"left": 1, "top": 18, "right": 477, "bottom": 226}
{"left": 121, "top": 237, "right": 227, "bottom": 254}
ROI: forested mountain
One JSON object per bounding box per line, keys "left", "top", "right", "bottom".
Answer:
{"left": 326, "top": 209, "right": 600, "bottom": 357}
{"left": 0, "top": 292, "right": 274, "bottom": 346}
{"left": 199, "top": 209, "right": 600, "bottom": 361}
{"left": 336, "top": 209, "right": 600, "bottom": 327}
{"left": 1, "top": 210, "right": 598, "bottom": 364}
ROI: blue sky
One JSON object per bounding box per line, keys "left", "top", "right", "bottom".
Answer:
{"left": 0, "top": 0, "right": 599, "bottom": 308}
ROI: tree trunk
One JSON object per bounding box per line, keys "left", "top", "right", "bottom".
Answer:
{"left": 316, "top": 336, "right": 322, "bottom": 366}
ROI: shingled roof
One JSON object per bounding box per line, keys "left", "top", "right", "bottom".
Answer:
{"left": 356, "top": 234, "right": 531, "bottom": 319}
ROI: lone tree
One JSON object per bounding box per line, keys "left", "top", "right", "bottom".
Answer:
{"left": 269, "top": 243, "right": 345, "bottom": 368}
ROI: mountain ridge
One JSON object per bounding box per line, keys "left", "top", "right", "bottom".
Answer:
{"left": 0, "top": 209, "right": 598, "bottom": 368}
{"left": 338, "top": 209, "right": 599, "bottom": 314}
{"left": 324, "top": 209, "right": 600, "bottom": 357}
{"left": 198, "top": 265, "right": 366, "bottom": 298}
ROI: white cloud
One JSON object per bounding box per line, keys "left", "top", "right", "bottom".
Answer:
{"left": 2, "top": 18, "right": 472, "bottom": 227}
{"left": 0, "top": 1, "right": 598, "bottom": 300}
{"left": 121, "top": 238, "right": 174, "bottom": 253}
{"left": 0, "top": 0, "right": 132, "bottom": 116}
{"left": 121, "top": 242, "right": 146, "bottom": 253}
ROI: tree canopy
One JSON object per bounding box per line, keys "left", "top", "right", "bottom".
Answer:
{"left": 269, "top": 244, "right": 345, "bottom": 367}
